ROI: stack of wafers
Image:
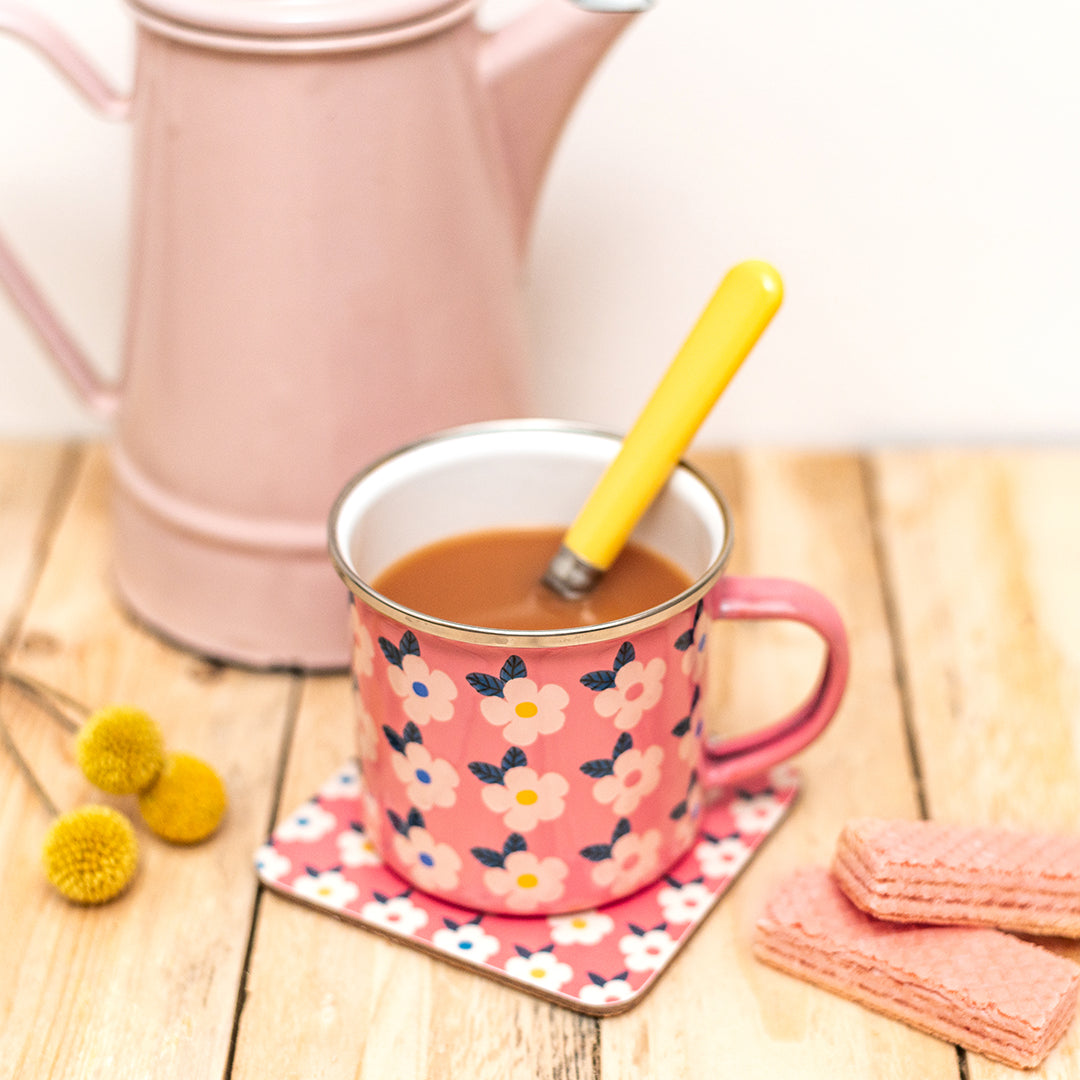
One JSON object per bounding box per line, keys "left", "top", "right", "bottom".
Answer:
{"left": 754, "top": 818, "right": 1080, "bottom": 1069}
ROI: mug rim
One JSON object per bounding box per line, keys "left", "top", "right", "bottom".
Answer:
{"left": 328, "top": 419, "right": 735, "bottom": 647}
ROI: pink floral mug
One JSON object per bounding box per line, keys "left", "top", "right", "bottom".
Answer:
{"left": 329, "top": 421, "right": 849, "bottom": 915}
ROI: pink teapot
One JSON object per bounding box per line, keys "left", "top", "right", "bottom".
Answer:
{"left": 0, "top": 0, "right": 647, "bottom": 669}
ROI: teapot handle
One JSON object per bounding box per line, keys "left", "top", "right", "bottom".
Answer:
{"left": 0, "top": 2, "right": 130, "bottom": 418}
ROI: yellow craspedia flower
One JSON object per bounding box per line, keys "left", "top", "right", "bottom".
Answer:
{"left": 75, "top": 705, "right": 165, "bottom": 795}
{"left": 138, "top": 752, "right": 227, "bottom": 844}
{"left": 42, "top": 804, "right": 138, "bottom": 904}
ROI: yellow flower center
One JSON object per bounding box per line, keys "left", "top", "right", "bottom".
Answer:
{"left": 516, "top": 789, "right": 539, "bottom": 805}
{"left": 571, "top": 917, "right": 587, "bottom": 928}
{"left": 516, "top": 872, "right": 539, "bottom": 889}
{"left": 514, "top": 701, "right": 538, "bottom": 719}
{"left": 530, "top": 968, "right": 546, "bottom": 979}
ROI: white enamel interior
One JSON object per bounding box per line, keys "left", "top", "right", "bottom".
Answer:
{"left": 330, "top": 422, "right": 729, "bottom": 596}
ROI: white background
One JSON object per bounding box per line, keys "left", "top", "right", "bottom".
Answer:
{"left": 1, "top": 0, "right": 1078, "bottom": 446}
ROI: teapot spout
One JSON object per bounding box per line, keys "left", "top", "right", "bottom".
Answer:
{"left": 480, "top": 0, "right": 649, "bottom": 251}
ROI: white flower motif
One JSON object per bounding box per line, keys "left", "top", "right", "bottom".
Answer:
{"left": 360, "top": 893, "right": 429, "bottom": 935}
{"left": 593, "top": 657, "right": 666, "bottom": 731}
{"left": 591, "top": 745, "right": 664, "bottom": 816}
{"left": 431, "top": 920, "right": 501, "bottom": 963}
{"left": 657, "top": 880, "right": 713, "bottom": 925}
{"left": 579, "top": 976, "right": 635, "bottom": 1007}
{"left": 351, "top": 606, "right": 375, "bottom": 677}
{"left": 619, "top": 927, "right": 676, "bottom": 972}
{"left": 732, "top": 791, "right": 786, "bottom": 834}
{"left": 255, "top": 843, "right": 291, "bottom": 881}
{"left": 387, "top": 654, "right": 457, "bottom": 725}
{"left": 291, "top": 869, "right": 360, "bottom": 910}
{"left": 548, "top": 910, "right": 615, "bottom": 946}
{"left": 336, "top": 824, "right": 382, "bottom": 867}
{"left": 694, "top": 833, "right": 750, "bottom": 879}
{"left": 481, "top": 766, "right": 569, "bottom": 832}
{"left": 480, "top": 677, "right": 569, "bottom": 745}
{"left": 275, "top": 800, "right": 337, "bottom": 843}
{"left": 319, "top": 763, "right": 362, "bottom": 801}
{"left": 504, "top": 948, "right": 573, "bottom": 992}
{"left": 390, "top": 741, "right": 460, "bottom": 811}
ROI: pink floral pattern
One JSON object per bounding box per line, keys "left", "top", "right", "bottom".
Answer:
{"left": 388, "top": 812, "right": 463, "bottom": 893}
{"left": 381, "top": 631, "right": 457, "bottom": 725}
{"left": 258, "top": 761, "right": 798, "bottom": 1014}
{"left": 582, "top": 643, "right": 666, "bottom": 731}
{"left": 474, "top": 836, "right": 569, "bottom": 913}
{"left": 586, "top": 824, "right": 662, "bottom": 895}
{"left": 385, "top": 723, "right": 460, "bottom": 810}
{"left": 478, "top": 762, "right": 568, "bottom": 832}
{"left": 470, "top": 656, "right": 569, "bottom": 746}
{"left": 584, "top": 734, "right": 664, "bottom": 817}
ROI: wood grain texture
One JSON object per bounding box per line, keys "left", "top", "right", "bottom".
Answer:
{"left": 872, "top": 449, "right": 1080, "bottom": 1080}
{"left": 0, "top": 446, "right": 296, "bottom": 1080}
{"left": 6, "top": 442, "right": 1080, "bottom": 1079}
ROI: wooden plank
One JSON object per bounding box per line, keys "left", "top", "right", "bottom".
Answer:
{"left": 872, "top": 448, "right": 1080, "bottom": 1080}
{"left": 232, "top": 672, "right": 600, "bottom": 1080}
{"left": 0, "top": 445, "right": 296, "bottom": 1079}
{"left": 597, "top": 450, "right": 958, "bottom": 1077}
{"left": 0, "top": 440, "right": 74, "bottom": 646}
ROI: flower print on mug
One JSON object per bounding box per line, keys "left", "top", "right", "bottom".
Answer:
{"left": 581, "top": 642, "right": 665, "bottom": 731}
{"left": 383, "top": 722, "right": 460, "bottom": 810}
{"left": 580, "top": 733, "right": 663, "bottom": 817}
{"left": 671, "top": 687, "right": 705, "bottom": 766}
{"left": 468, "top": 747, "right": 569, "bottom": 832}
{"left": 467, "top": 655, "right": 568, "bottom": 745}
{"left": 379, "top": 631, "right": 457, "bottom": 725}
{"left": 471, "top": 833, "right": 569, "bottom": 912}
{"left": 675, "top": 600, "right": 711, "bottom": 682}
{"left": 387, "top": 808, "right": 462, "bottom": 893}
{"left": 580, "top": 818, "right": 662, "bottom": 895}
{"left": 350, "top": 604, "right": 375, "bottom": 678}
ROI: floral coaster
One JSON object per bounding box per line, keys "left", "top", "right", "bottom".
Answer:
{"left": 256, "top": 760, "right": 799, "bottom": 1015}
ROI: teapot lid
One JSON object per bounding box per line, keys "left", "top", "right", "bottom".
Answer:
{"left": 128, "top": 0, "right": 476, "bottom": 41}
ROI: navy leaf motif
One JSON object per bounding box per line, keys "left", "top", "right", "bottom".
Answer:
{"left": 612, "top": 732, "right": 633, "bottom": 758}
{"left": 670, "top": 800, "right": 688, "bottom": 821}
{"left": 467, "top": 672, "right": 506, "bottom": 698}
{"left": 399, "top": 630, "right": 421, "bottom": 657}
{"left": 580, "top": 758, "right": 615, "bottom": 779}
{"left": 613, "top": 641, "right": 636, "bottom": 671}
{"left": 588, "top": 972, "right": 607, "bottom": 987}
{"left": 671, "top": 717, "right": 691, "bottom": 737}
{"left": 402, "top": 721, "right": 423, "bottom": 745}
{"left": 406, "top": 808, "right": 425, "bottom": 831}
{"left": 501, "top": 747, "right": 527, "bottom": 772}
{"left": 387, "top": 809, "right": 408, "bottom": 836}
{"left": 580, "top": 670, "right": 617, "bottom": 692}
{"left": 503, "top": 833, "right": 527, "bottom": 856}
{"left": 379, "top": 636, "right": 402, "bottom": 667}
{"left": 674, "top": 628, "right": 694, "bottom": 652}
{"left": 373, "top": 890, "right": 389, "bottom": 903}
{"left": 616, "top": 970, "right": 629, "bottom": 981}
{"left": 468, "top": 761, "right": 506, "bottom": 785}
{"left": 579, "top": 843, "right": 613, "bottom": 862}
{"left": 690, "top": 685, "right": 701, "bottom": 710}
{"left": 612, "top": 818, "right": 632, "bottom": 844}
{"left": 628, "top": 923, "right": 646, "bottom": 936}
{"left": 471, "top": 846, "right": 505, "bottom": 868}
{"left": 304, "top": 865, "right": 320, "bottom": 877}
{"left": 444, "top": 917, "right": 460, "bottom": 931}
{"left": 664, "top": 874, "right": 682, "bottom": 887}
{"left": 500, "top": 655, "right": 527, "bottom": 683}
{"left": 383, "top": 725, "right": 406, "bottom": 753}
{"left": 515, "top": 944, "right": 533, "bottom": 959}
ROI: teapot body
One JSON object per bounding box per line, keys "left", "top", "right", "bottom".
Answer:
{"left": 113, "top": 19, "right": 527, "bottom": 667}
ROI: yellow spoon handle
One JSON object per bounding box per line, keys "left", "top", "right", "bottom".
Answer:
{"left": 562, "top": 260, "right": 783, "bottom": 574}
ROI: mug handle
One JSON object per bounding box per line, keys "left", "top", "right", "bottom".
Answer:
{"left": 700, "top": 576, "right": 849, "bottom": 788}
{"left": 0, "top": 1, "right": 130, "bottom": 418}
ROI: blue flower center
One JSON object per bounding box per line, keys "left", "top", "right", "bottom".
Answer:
{"left": 418, "top": 852, "right": 435, "bottom": 867}
{"left": 412, "top": 681, "right": 430, "bottom": 698}
{"left": 459, "top": 940, "right": 473, "bottom": 950}
{"left": 415, "top": 769, "right": 432, "bottom": 784}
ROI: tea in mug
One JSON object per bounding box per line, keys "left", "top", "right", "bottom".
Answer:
{"left": 371, "top": 526, "right": 693, "bottom": 632}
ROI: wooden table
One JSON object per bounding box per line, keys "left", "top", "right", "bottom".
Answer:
{"left": 2, "top": 442, "right": 1079, "bottom": 1079}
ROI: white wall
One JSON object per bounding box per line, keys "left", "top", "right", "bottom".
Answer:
{"left": 1, "top": 0, "right": 1079, "bottom": 445}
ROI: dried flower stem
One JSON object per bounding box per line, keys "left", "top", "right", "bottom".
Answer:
{"left": 0, "top": 710, "right": 59, "bottom": 817}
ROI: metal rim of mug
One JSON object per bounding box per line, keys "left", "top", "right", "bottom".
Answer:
{"left": 327, "top": 418, "right": 735, "bottom": 648}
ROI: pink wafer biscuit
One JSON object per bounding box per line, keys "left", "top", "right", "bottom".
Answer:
{"left": 833, "top": 818, "right": 1080, "bottom": 937}
{"left": 753, "top": 867, "right": 1080, "bottom": 1068}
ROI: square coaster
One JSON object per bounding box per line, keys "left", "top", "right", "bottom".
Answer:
{"left": 256, "top": 760, "right": 799, "bottom": 1015}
